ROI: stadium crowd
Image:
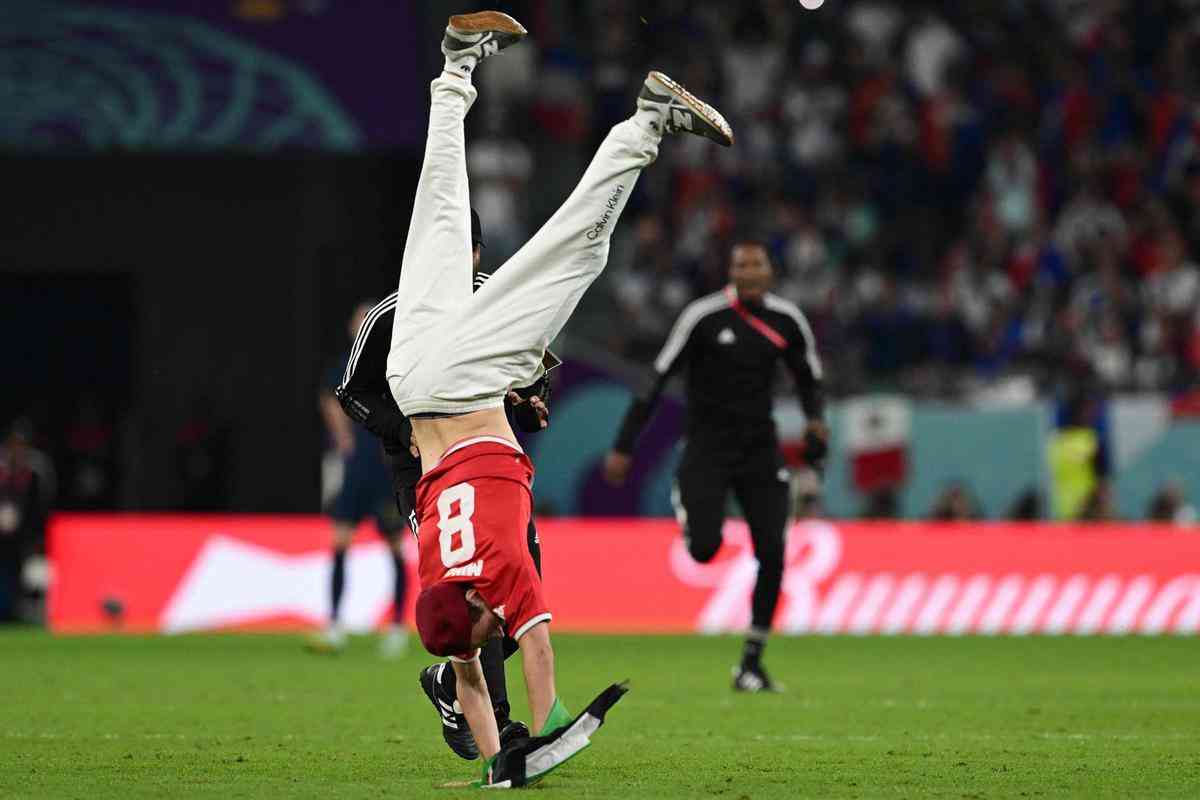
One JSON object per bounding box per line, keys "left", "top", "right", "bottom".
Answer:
{"left": 464, "top": 0, "right": 1200, "bottom": 401}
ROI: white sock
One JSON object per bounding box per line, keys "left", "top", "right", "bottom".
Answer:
{"left": 633, "top": 106, "right": 666, "bottom": 137}
{"left": 443, "top": 55, "right": 478, "bottom": 81}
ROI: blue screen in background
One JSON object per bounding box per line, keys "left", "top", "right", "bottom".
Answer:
{"left": 1, "top": 1, "right": 423, "bottom": 151}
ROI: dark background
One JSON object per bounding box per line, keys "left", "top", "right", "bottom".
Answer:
{"left": 3, "top": 153, "right": 418, "bottom": 510}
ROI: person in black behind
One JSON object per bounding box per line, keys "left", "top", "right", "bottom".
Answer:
{"left": 0, "top": 419, "right": 55, "bottom": 622}
{"left": 312, "top": 302, "right": 409, "bottom": 657}
{"left": 336, "top": 209, "right": 554, "bottom": 760}
{"left": 604, "top": 240, "right": 827, "bottom": 693}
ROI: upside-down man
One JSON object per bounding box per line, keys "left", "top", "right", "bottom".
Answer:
{"left": 390, "top": 11, "right": 733, "bottom": 786}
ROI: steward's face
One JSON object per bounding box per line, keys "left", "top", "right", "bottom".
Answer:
{"left": 729, "top": 244, "right": 773, "bottom": 303}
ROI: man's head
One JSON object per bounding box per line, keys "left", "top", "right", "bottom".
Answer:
{"left": 472, "top": 208, "right": 485, "bottom": 276}
{"left": 415, "top": 582, "right": 504, "bottom": 656}
{"left": 347, "top": 301, "right": 376, "bottom": 341}
{"left": 729, "top": 240, "right": 774, "bottom": 304}
{"left": 4, "top": 417, "right": 32, "bottom": 461}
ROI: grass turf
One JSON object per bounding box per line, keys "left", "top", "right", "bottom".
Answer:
{"left": 1, "top": 630, "right": 1198, "bottom": 798}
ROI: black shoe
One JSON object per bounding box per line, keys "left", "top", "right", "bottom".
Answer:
{"left": 498, "top": 718, "right": 530, "bottom": 749}
{"left": 732, "top": 662, "right": 783, "bottom": 693}
{"left": 419, "top": 663, "right": 479, "bottom": 760}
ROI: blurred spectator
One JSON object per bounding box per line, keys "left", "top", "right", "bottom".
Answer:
{"left": 468, "top": 116, "right": 535, "bottom": 261}
{"left": 862, "top": 488, "right": 899, "bottom": 519}
{"left": 1142, "top": 229, "right": 1200, "bottom": 317}
{"left": 1146, "top": 480, "right": 1198, "bottom": 526}
{"left": 1078, "top": 479, "right": 1119, "bottom": 522}
{"left": 1054, "top": 180, "right": 1128, "bottom": 270}
{"left": 172, "top": 399, "right": 231, "bottom": 511}
{"left": 781, "top": 42, "right": 846, "bottom": 170}
{"left": 845, "top": 1, "right": 904, "bottom": 66}
{"left": 60, "top": 394, "right": 116, "bottom": 509}
{"left": 611, "top": 215, "right": 694, "bottom": 359}
{"left": 0, "top": 419, "right": 55, "bottom": 622}
{"left": 1007, "top": 488, "right": 1044, "bottom": 521}
{"left": 985, "top": 130, "right": 1038, "bottom": 237}
{"left": 1048, "top": 397, "right": 1108, "bottom": 520}
{"left": 721, "top": 6, "right": 785, "bottom": 116}
{"left": 904, "top": 8, "right": 965, "bottom": 99}
{"left": 929, "top": 481, "right": 981, "bottom": 521}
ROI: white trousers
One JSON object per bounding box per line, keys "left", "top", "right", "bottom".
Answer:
{"left": 387, "top": 74, "right": 660, "bottom": 416}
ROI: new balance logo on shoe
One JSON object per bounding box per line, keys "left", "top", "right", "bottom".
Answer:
{"left": 672, "top": 108, "right": 693, "bottom": 131}
{"left": 482, "top": 39, "right": 499, "bottom": 56}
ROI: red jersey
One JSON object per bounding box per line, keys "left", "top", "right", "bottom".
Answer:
{"left": 415, "top": 436, "right": 550, "bottom": 643}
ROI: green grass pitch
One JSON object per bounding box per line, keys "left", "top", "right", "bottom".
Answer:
{"left": 2, "top": 630, "right": 1198, "bottom": 798}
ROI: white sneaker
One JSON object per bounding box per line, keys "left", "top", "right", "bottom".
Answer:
{"left": 442, "top": 11, "right": 528, "bottom": 66}
{"left": 379, "top": 625, "right": 409, "bottom": 659}
{"left": 731, "top": 663, "right": 783, "bottom": 693}
{"left": 305, "top": 624, "right": 346, "bottom": 654}
{"left": 638, "top": 70, "right": 734, "bottom": 147}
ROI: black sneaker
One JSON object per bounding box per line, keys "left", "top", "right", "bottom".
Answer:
{"left": 419, "top": 663, "right": 479, "bottom": 760}
{"left": 498, "top": 718, "right": 530, "bottom": 749}
{"left": 442, "top": 11, "right": 528, "bottom": 65}
{"left": 638, "top": 70, "right": 734, "bottom": 147}
{"left": 732, "top": 662, "right": 783, "bottom": 693}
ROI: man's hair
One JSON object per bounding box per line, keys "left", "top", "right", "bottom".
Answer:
{"left": 415, "top": 582, "right": 474, "bottom": 656}
{"left": 730, "top": 238, "right": 772, "bottom": 263}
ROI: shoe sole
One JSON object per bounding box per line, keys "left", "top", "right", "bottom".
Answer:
{"left": 646, "top": 70, "right": 734, "bottom": 147}
{"left": 448, "top": 11, "right": 527, "bottom": 37}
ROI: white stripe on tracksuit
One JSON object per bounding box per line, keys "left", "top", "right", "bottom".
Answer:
{"left": 763, "top": 292, "right": 823, "bottom": 380}
{"left": 386, "top": 73, "right": 662, "bottom": 417}
{"left": 652, "top": 291, "right": 729, "bottom": 375}
{"left": 341, "top": 292, "right": 398, "bottom": 389}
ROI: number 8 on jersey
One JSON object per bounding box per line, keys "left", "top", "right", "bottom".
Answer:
{"left": 437, "top": 482, "right": 476, "bottom": 568}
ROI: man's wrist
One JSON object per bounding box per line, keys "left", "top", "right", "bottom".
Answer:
{"left": 475, "top": 753, "right": 499, "bottom": 787}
